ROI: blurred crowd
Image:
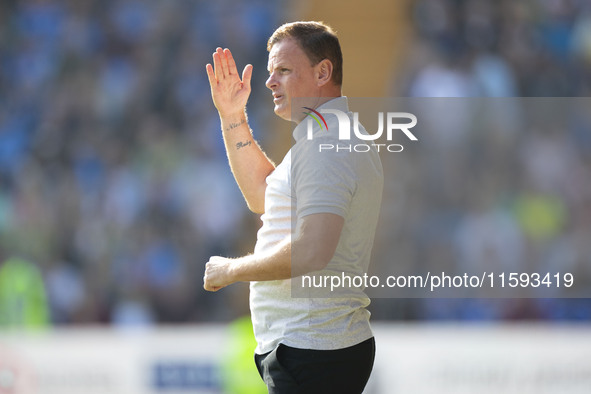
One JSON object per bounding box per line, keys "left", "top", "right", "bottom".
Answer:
{"left": 370, "top": 97, "right": 591, "bottom": 321}
{"left": 0, "top": 0, "right": 589, "bottom": 328}
{"left": 372, "top": 0, "right": 591, "bottom": 321}
{"left": 401, "top": 0, "right": 591, "bottom": 97}
{"left": 0, "top": 0, "right": 283, "bottom": 326}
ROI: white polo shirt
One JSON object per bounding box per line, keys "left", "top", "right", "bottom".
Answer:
{"left": 250, "top": 96, "right": 383, "bottom": 354}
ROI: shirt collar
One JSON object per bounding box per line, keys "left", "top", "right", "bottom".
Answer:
{"left": 292, "top": 96, "right": 349, "bottom": 142}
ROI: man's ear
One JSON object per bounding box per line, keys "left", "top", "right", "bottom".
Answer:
{"left": 315, "top": 59, "right": 333, "bottom": 87}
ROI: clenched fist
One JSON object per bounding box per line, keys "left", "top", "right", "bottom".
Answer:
{"left": 203, "top": 256, "right": 234, "bottom": 292}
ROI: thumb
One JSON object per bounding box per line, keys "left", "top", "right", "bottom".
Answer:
{"left": 242, "top": 64, "right": 253, "bottom": 89}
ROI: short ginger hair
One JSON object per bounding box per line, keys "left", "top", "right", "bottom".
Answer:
{"left": 267, "top": 21, "right": 343, "bottom": 86}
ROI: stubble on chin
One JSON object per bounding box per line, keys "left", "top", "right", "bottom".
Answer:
{"left": 274, "top": 104, "right": 292, "bottom": 122}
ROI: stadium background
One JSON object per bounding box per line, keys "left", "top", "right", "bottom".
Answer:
{"left": 0, "top": 0, "right": 590, "bottom": 393}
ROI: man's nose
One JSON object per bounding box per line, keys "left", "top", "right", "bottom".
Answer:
{"left": 266, "top": 73, "right": 277, "bottom": 90}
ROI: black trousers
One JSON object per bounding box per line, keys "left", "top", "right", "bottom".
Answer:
{"left": 254, "top": 337, "right": 375, "bottom": 394}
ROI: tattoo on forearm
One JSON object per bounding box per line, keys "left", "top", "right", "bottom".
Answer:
{"left": 236, "top": 140, "right": 252, "bottom": 150}
{"left": 225, "top": 118, "right": 246, "bottom": 132}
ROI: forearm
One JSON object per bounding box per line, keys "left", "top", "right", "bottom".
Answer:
{"left": 220, "top": 111, "right": 275, "bottom": 213}
{"left": 231, "top": 212, "right": 344, "bottom": 282}
{"left": 205, "top": 237, "right": 321, "bottom": 291}
{"left": 205, "top": 47, "right": 271, "bottom": 213}
{"left": 228, "top": 239, "right": 322, "bottom": 283}
{"left": 229, "top": 219, "right": 340, "bottom": 282}
{"left": 204, "top": 238, "right": 291, "bottom": 291}
{"left": 204, "top": 214, "right": 343, "bottom": 291}
{"left": 231, "top": 238, "right": 292, "bottom": 282}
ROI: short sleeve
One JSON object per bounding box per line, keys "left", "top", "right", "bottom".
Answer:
{"left": 292, "top": 138, "right": 358, "bottom": 220}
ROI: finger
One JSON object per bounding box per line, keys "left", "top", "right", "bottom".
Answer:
{"left": 204, "top": 275, "right": 215, "bottom": 292}
{"left": 213, "top": 49, "right": 224, "bottom": 80}
{"left": 205, "top": 63, "right": 216, "bottom": 86}
{"left": 242, "top": 64, "right": 253, "bottom": 89}
{"left": 220, "top": 47, "right": 230, "bottom": 78}
{"left": 224, "top": 48, "right": 237, "bottom": 76}
{"left": 203, "top": 276, "right": 224, "bottom": 292}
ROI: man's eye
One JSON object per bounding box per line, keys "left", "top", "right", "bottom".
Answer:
{"left": 268, "top": 68, "right": 289, "bottom": 75}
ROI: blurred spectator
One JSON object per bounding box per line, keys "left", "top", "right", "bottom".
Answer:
{"left": 0, "top": 256, "right": 49, "bottom": 329}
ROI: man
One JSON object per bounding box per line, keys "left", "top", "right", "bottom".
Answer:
{"left": 204, "top": 21, "right": 383, "bottom": 393}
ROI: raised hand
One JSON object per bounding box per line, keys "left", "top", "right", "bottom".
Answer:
{"left": 206, "top": 48, "right": 253, "bottom": 118}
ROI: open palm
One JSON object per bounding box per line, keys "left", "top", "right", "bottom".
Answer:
{"left": 206, "top": 47, "right": 253, "bottom": 118}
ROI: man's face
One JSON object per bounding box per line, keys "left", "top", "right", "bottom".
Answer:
{"left": 266, "top": 38, "right": 320, "bottom": 122}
